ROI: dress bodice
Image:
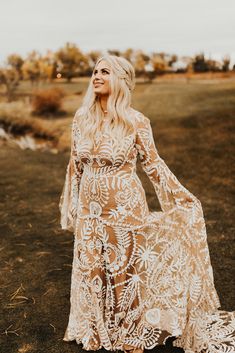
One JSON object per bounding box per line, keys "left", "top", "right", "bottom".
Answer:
{"left": 73, "top": 116, "right": 138, "bottom": 174}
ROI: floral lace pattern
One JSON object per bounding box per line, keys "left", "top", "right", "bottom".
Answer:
{"left": 59, "top": 107, "right": 235, "bottom": 352}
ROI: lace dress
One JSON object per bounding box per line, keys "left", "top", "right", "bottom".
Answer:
{"left": 59, "top": 107, "right": 235, "bottom": 353}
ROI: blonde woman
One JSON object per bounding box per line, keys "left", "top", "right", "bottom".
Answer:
{"left": 59, "top": 55, "right": 235, "bottom": 353}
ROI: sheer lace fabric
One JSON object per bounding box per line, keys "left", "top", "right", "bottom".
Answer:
{"left": 59, "top": 108, "right": 235, "bottom": 352}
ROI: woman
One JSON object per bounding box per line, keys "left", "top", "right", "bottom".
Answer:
{"left": 59, "top": 55, "right": 235, "bottom": 353}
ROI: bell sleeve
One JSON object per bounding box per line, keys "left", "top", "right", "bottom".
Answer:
{"left": 59, "top": 112, "right": 84, "bottom": 233}
{"left": 135, "top": 114, "right": 202, "bottom": 225}
{"left": 136, "top": 113, "right": 221, "bottom": 338}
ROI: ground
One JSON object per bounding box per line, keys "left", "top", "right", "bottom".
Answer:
{"left": 0, "top": 78, "right": 234, "bottom": 353}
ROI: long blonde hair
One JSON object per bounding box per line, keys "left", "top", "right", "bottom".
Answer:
{"left": 76, "top": 54, "right": 136, "bottom": 145}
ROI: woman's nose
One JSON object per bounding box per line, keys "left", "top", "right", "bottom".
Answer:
{"left": 94, "top": 71, "right": 101, "bottom": 78}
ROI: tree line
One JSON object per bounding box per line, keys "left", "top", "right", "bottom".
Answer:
{"left": 0, "top": 43, "right": 233, "bottom": 101}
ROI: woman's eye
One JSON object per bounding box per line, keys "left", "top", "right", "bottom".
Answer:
{"left": 93, "top": 69, "right": 109, "bottom": 75}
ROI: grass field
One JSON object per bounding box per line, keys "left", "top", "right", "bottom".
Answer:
{"left": 0, "top": 77, "right": 235, "bottom": 353}
{"left": 1, "top": 77, "right": 235, "bottom": 151}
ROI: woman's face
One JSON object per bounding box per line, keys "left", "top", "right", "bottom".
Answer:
{"left": 92, "top": 60, "right": 111, "bottom": 96}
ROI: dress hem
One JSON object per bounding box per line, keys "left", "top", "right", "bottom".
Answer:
{"left": 62, "top": 332, "right": 176, "bottom": 351}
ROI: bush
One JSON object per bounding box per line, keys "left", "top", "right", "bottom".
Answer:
{"left": 32, "top": 87, "right": 65, "bottom": 116}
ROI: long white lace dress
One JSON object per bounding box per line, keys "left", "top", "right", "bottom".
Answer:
{"left": 59, "top": 107, "right": 235, "bottom": 353}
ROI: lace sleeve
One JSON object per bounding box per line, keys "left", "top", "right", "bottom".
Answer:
{"left": 135, "top": 112, "right": 221, "bottom": 308}
{"left": 59, "top": 110, "right": 84, "bottom": 232}
{"left": 135, "top": 113, "right": 202, "bottom": 223}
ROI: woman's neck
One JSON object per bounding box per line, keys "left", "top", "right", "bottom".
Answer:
{"left": 100, "top": 96, "right": 108, "bottom": 113}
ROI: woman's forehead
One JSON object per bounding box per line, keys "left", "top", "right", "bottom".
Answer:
{"left": 96, "top": 60, "right": 111, "bottom": 70}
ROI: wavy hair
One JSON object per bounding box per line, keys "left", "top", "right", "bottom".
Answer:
{"left": 76, "top": 54, "right": 136, "bottom": 145}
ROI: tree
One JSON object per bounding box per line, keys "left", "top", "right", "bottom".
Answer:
{"left": 206, "top": 59, "right": 221, "bottom": 72}
{"left": 168, "top": 54, "right": 178, "bottom": 67}
{"left": 0, "top": 68, "right": 20, "bottom": 101}
{"left": 222, "top": 55, "right": 230, "bottom": 72}
{"left": 107, "top": 49, "right": 121, "bottom": 57}
{"left": 55, "top": 43, "right": 89, "bottom": 82}
{"left": 7, "top": 54, "right": 24, "bottom": 79}
{"left": 133, "top": 50, "right": 150, "bottom": 76}
{"left": 38, "top": 51, "right": 57, "bottom": 82}
{"left": 88, "top": 50, "right": 102, "bottom": 66}
{"left": 87, "top": 50, "right": 103, "bottom": 75}
{"left": 192, "top": 53, "right": 209, "bottom": 73}
{"left": 21, "top": 51, "right": 41, "bottom": 85}
{"left": 151, "top": 52, "right": 167, "bottom": 75}
{"left": 122, "top": 48, "right": 134, "bottom": 62}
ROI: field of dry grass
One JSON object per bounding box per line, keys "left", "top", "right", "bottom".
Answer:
{"left": 1, "top": 76, "right": 235, "bottom": 151}
{"left": 0, "top": 77, "right": 235, "bottom": 353}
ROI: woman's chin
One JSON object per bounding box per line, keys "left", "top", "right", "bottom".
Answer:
{"left": 94, "top": 90, "right": 109, "bottom": 97}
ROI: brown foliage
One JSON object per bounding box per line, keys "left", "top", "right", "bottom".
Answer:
{"left": 31, "top": 87, "right": 65, "bottom": 116}
{"left": 0, "top": 68, "right": 20, "bottom": 101}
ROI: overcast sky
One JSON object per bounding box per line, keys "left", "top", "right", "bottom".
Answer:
{"left": 0, "top": 0, "right": 235, "bottom": 65}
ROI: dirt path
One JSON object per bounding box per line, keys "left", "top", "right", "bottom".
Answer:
{"left": 0, "top": 112, "right": 234, "bottom": 353}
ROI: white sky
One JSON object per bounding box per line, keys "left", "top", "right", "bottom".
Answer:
{"left": 0, "top": 0, "right": 235, "bottom": 65}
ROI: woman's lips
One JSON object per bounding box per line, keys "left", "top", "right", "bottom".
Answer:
{"left": 94, "top": 82, "right": 103, "bottom": 87}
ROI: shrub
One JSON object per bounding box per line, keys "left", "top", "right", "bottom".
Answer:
{"left": 32, "top": 87, "right": 65, "bottom": 116}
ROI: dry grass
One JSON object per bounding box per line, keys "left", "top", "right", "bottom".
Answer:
{"left": 0, "top": 101, "right": 56, "bottom": 138}
{"left": 0, "top": 101, "right": 73, "bottom": 150}
{"left": 1, "top": 78, "right": 235, "bottom": 153}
